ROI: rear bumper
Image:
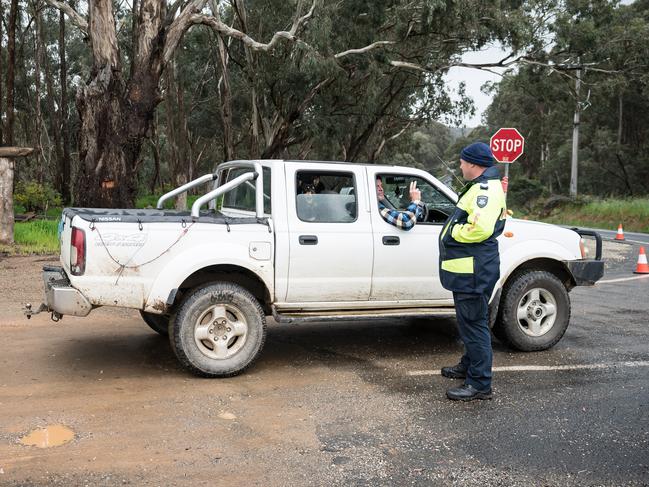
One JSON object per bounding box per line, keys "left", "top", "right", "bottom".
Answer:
{"left": 565, "top": 259, "right": 605, "bottom": 286}
{"left": 40, "top": 265, "right": 92, "bottom": 317}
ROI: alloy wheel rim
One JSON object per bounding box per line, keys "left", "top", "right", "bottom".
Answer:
{"left": 193, "top": 304, "right": 248, "bottom": 359}
{"left": 515, "top": 287, "right": 558, "bottom": 337}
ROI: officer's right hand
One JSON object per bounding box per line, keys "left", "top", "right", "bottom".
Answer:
{"left": 501, "top": 176, "right": 509, "bottom": 193}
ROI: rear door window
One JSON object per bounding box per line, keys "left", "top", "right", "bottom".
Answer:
{"left": 295, "top": 171, "right": 356, "bottom": 223}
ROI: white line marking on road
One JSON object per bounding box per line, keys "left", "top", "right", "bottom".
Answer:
{"left": 407, "top": 360, "right": 649, "bottom": 376}
{"left": 597, "top": 275, "right": 649, "bottom": 284}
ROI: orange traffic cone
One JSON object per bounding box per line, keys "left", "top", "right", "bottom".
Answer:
{"left": 615, "top": 223, "right": 625, "bottom": 241}
{"left": 634, "top": 247, "right": 649, "bottom": 274}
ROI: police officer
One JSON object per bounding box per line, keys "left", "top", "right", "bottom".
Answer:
{"left": 439, "top": 142, "right": 506, "bottom": 401}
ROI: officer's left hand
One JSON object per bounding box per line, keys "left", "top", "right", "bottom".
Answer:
{"left": 409, "top": 181, "right": 421, "bottom": 203}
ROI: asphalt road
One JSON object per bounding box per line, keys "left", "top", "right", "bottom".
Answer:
{"left": 0, "top": 237, "right": 648, "bottom": 486}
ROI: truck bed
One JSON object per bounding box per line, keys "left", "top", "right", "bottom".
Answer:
{"left": 63, "top": 208, "right": 265, "bottom": 225}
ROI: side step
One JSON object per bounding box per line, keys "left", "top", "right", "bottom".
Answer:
{"left": 272, "top": 306, "right": 456, "bottom": 324}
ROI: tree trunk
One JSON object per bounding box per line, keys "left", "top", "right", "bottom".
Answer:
{"left": 164, "top": 61, "right": 191, "bottom": 210}
{"left": 38, "top": 5, "right": 65, "bottom": 186}
{"left": 0, "top": 0, "right": 4, "bottom": 145}
{"left": 130, "top": 0, "right": 140, "bottom": 79}
{"left": 211, "top": 0, "right": 234, "bottom": 162}
{"left": 5, "top": 0, "right": 19, "bottom": 145}
{"left": 74, "top": 0, "right": 164, "bottom": 208}
{"left": 59, "top": 8, "right": 71, "bottom": 203}
{"left": 0, "top": 148, "right": 33, "bottom": 244}
{"left": 234, "top": 0, "right": 261, "bottom": 157}
{"left": 617, "top": 92, "right": 623, "bottom": 146}
{"left": 148, "top": 137, "right": 161, "bottom": 194}
{"left": 34, "top": 3, "right": 44, "bottom": 182}
{"left": 0, "top": 157, "right": 16, "bottom": 244}
{"left": 75, "top": 67, "right": 136, "bottom": 207}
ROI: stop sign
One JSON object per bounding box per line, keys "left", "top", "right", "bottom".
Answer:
{"left": 490, "top": 128, "right": 525, "bottom": 163}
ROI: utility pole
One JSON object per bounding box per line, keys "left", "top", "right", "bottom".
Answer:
{"left": 570, "top": 60, "right": 581, "bottom": 198}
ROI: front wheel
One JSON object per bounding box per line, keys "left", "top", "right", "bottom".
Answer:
{"left": 170, "top": 282, "right": 267, "bottom": 377}
{"left": 494, "top": 270, "right": 571, "bottom": 351}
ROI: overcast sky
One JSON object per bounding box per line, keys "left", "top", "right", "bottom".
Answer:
{"left": 448, "top": 0, "right": 636, "bottom": 128}
{"left": 444, "top": 46, "right": 508, "bottom": 128}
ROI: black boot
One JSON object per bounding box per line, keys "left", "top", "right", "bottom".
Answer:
{"left": 446, "top": 384, "right": 492, "bottom": 401}
{"left": 441, "top": 363, "right": 467, "bottom": 379}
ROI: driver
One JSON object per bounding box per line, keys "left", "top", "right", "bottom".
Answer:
{"left": 376, "top": 176, "right": 426, "bottom": 231}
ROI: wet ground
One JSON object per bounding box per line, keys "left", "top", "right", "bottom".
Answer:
{"left": 0, "top": 238, "right": 648, "bottom": 486}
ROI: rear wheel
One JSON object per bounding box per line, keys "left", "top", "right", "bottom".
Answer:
{"left": 494, "top": 270, "right": 570, "bottom": 351}
{"left": 139, "top": 310, "right": 169, "bottom": 336}
{"left": 170, "top": 282, "right": 266, "bottom": 377}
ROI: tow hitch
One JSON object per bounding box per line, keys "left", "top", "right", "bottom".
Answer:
{"left": 24, "top": 303, "right": 62, "bottom": 321}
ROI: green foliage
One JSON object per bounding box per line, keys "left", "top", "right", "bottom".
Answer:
{"left": 507, "top": 177, "right": 549, "bottom": 211}
{"left": 485, "top": 0, "right": 649, "bottom": 198}
{"left": 135, "top": 194, "right": 200, "bottom": 210}
{"left": 536, "top": 198, "right": 649, "bottom": 233}
{"left": 9, "top": 220, "right": 60, "bottom": 255}
{"left": 14, "top": 182, "right": 63, "bottom": 214}
{"left": 8, "top": 0, "right": 649, "bottom": 204}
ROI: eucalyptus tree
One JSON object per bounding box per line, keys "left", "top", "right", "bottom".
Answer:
{"left": 42, "top": 0, "right": 318, "bottom": 207}
{"left": 485, "top": 0, "right": 649, "bottom": 197}
{"left": 43, "top": 0, "right": 553, "bottom": 207}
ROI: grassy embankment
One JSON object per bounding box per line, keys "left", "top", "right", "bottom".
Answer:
{"left": 3, "top": 197, "right": 648, "bottom": 255}
{"left": 530, "top": 198, "right": 649, "bottom": 234}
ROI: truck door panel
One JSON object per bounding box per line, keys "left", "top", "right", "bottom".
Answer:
{"left": 370, "top": 171, "right": 453, "bottom": 302}
{"left": 285, "top": 163, "right": 373, "bottom": 302}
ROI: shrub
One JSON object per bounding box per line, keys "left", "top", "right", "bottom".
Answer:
{"left": 14, "top": 182, "right": 62, "bottom": 214}
{"left": 507, "top": 177, "right": 548, "bottom": 212}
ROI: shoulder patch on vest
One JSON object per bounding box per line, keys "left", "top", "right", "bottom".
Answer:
{"left": 480, "top": 182, "right": 489, "bottom": 190}
{"left": 477, "top": 195, "right": 488, "bottom": 208}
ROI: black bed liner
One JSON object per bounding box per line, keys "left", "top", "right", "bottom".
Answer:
{"left": 63, "top": 208, "right": 267, "bottom": 225}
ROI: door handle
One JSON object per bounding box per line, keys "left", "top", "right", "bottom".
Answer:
{"left": 382, "top": 236, "right": 400, "bottom": 246}
{"left": 299, "top": 235, "right": 318, "bottom": 245}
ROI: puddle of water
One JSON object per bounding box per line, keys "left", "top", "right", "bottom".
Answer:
{"left": 20, "top": 425, "right": 75, "bottom": 448}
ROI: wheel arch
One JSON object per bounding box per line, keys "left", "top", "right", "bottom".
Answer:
{"left": 173, "top": 265, "right": 272, "bottom": 315}
{"left": 502, "top": 258, "right": 576, "bottom": 293}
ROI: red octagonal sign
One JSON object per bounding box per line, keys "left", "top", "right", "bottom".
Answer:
{"left": 490, "top": 128, "right": 525, "bottom": 163}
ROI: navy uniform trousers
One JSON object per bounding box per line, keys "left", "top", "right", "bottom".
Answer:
{"left": 454, "top": 291, "right": 492, "bottom": 392}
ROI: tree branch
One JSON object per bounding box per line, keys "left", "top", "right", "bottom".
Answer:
{"left": 188, "top": 0, "right": 316, "bottom": 52}
{"left": 43, "top": 0, "right": 87, "bottom": 33}
{"left": 334, "top": 41, "right": 396, "bottom": 59}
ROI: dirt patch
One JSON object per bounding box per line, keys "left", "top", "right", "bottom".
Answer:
{"left": 0, "top": 255, "right": 59, "bottom": 322}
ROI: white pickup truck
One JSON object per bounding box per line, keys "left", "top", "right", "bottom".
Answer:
{"left": 26, "top": 160, "right": 604, "bottom": 377}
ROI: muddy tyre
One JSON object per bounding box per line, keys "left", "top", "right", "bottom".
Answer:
{"left": 495, "top": 270, "right": 570, "bottom": 351}
{"left": 140, "top": 310, "right": 170, "bottom": 336}
{"left": 170, "top": 282, "right": 266, "bottom": 377}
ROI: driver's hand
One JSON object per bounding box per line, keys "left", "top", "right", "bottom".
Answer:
{"left": 409, "top": 181, "right": 421, "bottom": 203}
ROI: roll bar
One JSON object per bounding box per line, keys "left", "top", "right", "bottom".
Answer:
{"left": 156, "top": 173, "right": 218, "bottom": 209}
{"left": 190, "top": 161, "right": 265, "bottom": 220}
{"left": 191, "top": 171, "right": 257, "bottom": 220}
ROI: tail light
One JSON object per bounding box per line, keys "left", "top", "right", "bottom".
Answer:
{"left": 70, "top": 227, "right": 86, "bottom": 275}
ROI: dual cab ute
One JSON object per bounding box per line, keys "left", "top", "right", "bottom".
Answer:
{"left": 26, "top": 160, "right": 604, "bottom": 377}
